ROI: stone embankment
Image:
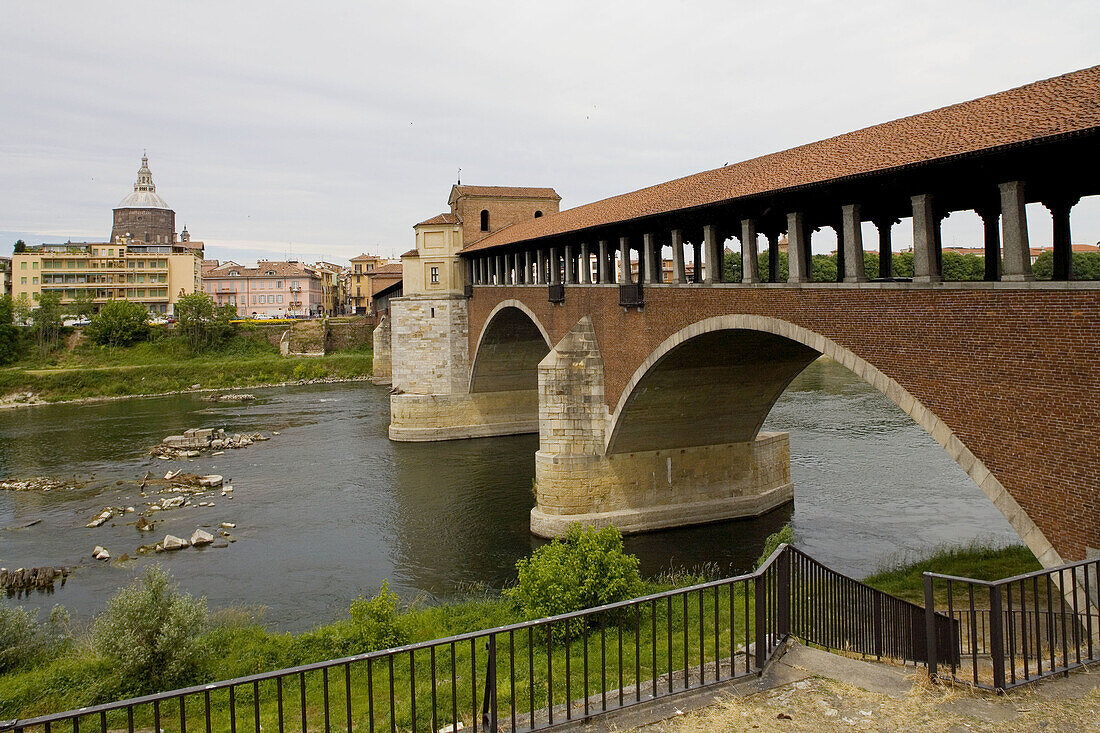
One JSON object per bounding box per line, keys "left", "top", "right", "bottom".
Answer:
{"left": 200, "top": 393, "right": 256, "bottom": 403}
{"left": 0, "top": 566, "right": 69, "bottom": 593}
{"left": 151, "top": 427, "right": 270, "bottom": 458}
{"left": 1, "top": 477, "right": 85, "bottom": 492}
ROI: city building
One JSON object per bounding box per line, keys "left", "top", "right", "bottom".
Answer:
{"left": 347, "top": 253, "right": 389, "bottom": 314}
{"left": 202, "top": 260, "right": 324, "bottom": 318}
{"left": 9, "top": 155, "right": 203, "bottom": 312}
{"left": 367, "top": 262, "right": 402, "bottom": 314}
{"left": 305, "top": 261, "right": 345, "bottom": 315}
{"left": 11, "top": 156, "right": 203, "bottom": 314}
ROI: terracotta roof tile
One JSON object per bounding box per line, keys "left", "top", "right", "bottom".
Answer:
{"left": 463, "top": 66, "right": 1100, "bottom": 253}
{"left": 416, "top": 213, "right": 460, "bottom": 226}
{"left": 400, "top": 248, "right": 419, "bottom": 258}
{"left": 372, "top": 263, "right": 403, "bottom": 275}
{"left": 453, "top": 185, "right": 560, "bottom": 200}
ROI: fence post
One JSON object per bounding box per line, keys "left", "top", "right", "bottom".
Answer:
{"left": 481, "top": 635, "right": 498, "bottom": 731}
{"left": 873, "top": 594, "right": 883, "bottom": 659}
{"left": 754, "top": 571, "right": 766, "bottom": 671}
{"left": 989, "top": 584, "right": 1006, "bottom": 691}
{"left": 777, "top": 548, "right": 791, "bottom": 640}
{"left": 923, "top": 573, "right": 938, "bottom": 678}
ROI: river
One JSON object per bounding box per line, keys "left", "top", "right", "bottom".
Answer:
{"left": 0, "top": 358, "right": 1020, "bottom": 631}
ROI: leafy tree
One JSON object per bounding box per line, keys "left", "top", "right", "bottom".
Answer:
{"left": 93, "top": 565, "right": 207, "bottom": 692}
{"left": 85, "top": 300, "right": 150, "bottom": 347}
{"left": 31, "top": 290, "right": 63, "bottom": 355}
{"left": 68, "top": 294, "right": 96, "bottom": 319}
{"left": 892, "top": 251, "right": 915, "bottom": 278}
{"left": 812, "top": 254, "right": 838, "bottom": 282}
{"left": 1032, "top": 251, "right": 1100, "bottom": 280}
{"left": 12, "top": 293, "right": 33, "bottom": 325}
{"left": 13, "top": 239, "right": 26, "bottom": 254}
{"left": 0, "top": 602, "right": 71, "bottom": 673}
{"left": 0, "top": 295, "right": 20, "bottom": 365}
{"left": 175, "top": 292, "right": 237, "bottom": 351}
{"left": 941, "top": 252, "right": 985, "bottom": 281}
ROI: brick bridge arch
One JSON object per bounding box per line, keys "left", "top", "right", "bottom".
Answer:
{"left": 605, "top": 314, "right": 1055, "bottom": 565}
{"left": 465, "top": 284, "right": 1098, "bottom": 563}
{"left": 469, "top": 299, "right": 552, "bottom": 394}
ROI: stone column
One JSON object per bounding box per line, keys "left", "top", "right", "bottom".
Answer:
{"left": 1044, "top": 196, "right": 1078, "bottom": 281}
{"left": 672, "top": 229, "right": 687, "bottom": 284}
{"left": 911, "top": 194, "right": 941, "bottom": 283}
{"left": 1000, "top": 181, "right": 1033, "bottom": 282}
{"left": 537, "top": 249, "right": 547, "bottom": 284}
{"left": 549, "top": 247, "right": 561, "bottom": 285}
{"left": 703, "top": 224, "right": 722, "bottom": 284}
{"left": 874, "top": 218, "right": 894, "bottom": 279}
{"left": 579, "top": 243, "right": 590, "bottom": 284}
{"left": 564, "top": 245, "right": 575, "bottom": 284}
{"left": 787, "top": 212, "right": 810, "bottom": 283}
{"left": 740, "top": 219, "right": 760, "bottom": 283}
{"left": 644, "top": 233, "right": 660, "bottom": 283}
{"left": 595, "top": 240, "right": 607, "bottom": 283}
{"left": 974, "top": 205, "right": 1001, "bottom": 282}
{"left": 619, "top": 236, "right": 632, "bottom": 284}
{"left": 691, "top": 241, "right": 703, "bottom": 283}
{"left": 465, "top": 258, "right": 474, "bottom": 287}
{"left": 766, "top": 232, "right": 779, "bottom": 282}
{"left": 841, "top": 204, "right": 866, "bottom": 283}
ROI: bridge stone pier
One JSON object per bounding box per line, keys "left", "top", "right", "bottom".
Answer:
{"left": 389, "top": 67, "right": 1100, "bottom": 568}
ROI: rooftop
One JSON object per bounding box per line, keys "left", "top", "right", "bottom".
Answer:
{"left": 450, "top": 185, "right": 560, "bottom": 201}
{"left": 462, "top": 65, "right": 1100, "bottom": 254}
{"left": 116, "top": 154, "right": 171, "bottom": 210}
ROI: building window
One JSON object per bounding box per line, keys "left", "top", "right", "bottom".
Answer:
{"left": 534, "top": 211, "right": 543, "bottom": 218}
{"left": 480, "top": 209, "right": 489, "bottom": 232}
{"left": 430, "top": 266, "right": 439, "bottom": 284}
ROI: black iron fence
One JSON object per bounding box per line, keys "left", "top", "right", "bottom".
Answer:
{"left": 618, "top": 283, "right": 643, "bottom": 308}
{"left": 924, "top": 556, "right": 1100, "bottom": 690}
{"left": 6, "top": 545, "right": 1086, "bottom": 733}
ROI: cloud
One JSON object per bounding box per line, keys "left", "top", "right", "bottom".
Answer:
{"left": 1, "top": 1, "right": 1098, "bottom": 264}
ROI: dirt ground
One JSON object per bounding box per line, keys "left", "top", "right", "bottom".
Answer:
{"left": 633, "top": 643, "right": 1099, "bottom": 732}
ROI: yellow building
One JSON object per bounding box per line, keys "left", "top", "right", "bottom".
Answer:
{"left": 11, "top": 155, "right": 204, "bottom": 314}
{"left": 12, "top": 241, "right": 202, "bottom": 315}
{"left": 402, "top": 185, "right": 560, "bottom": 296}
{"left": 347, "top": 253, "right": 389, "bottom": 314}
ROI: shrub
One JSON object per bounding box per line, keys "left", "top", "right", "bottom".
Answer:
{"left": 505, "top": 525, "right": 643, "bottom": 629}
{"left": 92, "top": 565, "right": 207, "bottom": 692}
{"left": 755, "top": 523, "right": 793, "bottom": 569}
{"left": 288, "top": 582, "right": 407, "bottom": 664}
{"left": 85, "top": 300, "right": 150, "bottom": 347}
{"left": 0, "top": 603, "right": 71, "bottom": 673}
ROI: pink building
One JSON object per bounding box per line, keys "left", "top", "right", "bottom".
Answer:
{"left": 201, "top": 260, "right": 325, "bottom": 317}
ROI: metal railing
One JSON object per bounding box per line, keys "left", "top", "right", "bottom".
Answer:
{"left": 619, "top": 283, "right": 643, "bottom": 308}
{"left": 0, "top": 546, "right": 986, "bottom": 733}
{"left": 924, "top": 556, "right": 1100, "bottom": 690}
{"left": 789, "top": 547, "right": 957, "bottom": 665}
{"left": 547, "top": 283, "right": 564, "bottom": 304}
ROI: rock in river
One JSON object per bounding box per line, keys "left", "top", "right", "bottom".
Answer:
{"left": 162, "top": 535, "right": 189, "bottom": 551}
{"left": 190, "top": 529, "right": 215, "bottom": 546}
{"left": 197, "top": 475, "right": 223, "bottom": 488}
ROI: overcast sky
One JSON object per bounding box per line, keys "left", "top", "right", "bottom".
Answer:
{"left": 2, "top": 1, "right": 1098, "bottom": 265}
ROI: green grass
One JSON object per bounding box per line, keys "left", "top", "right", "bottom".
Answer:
{"left": 0, "top": 333, "right": 372, "bottom": 402}
{"left": 0, "top": 545, "right": 1046, "bottom": 727}
{"left": 862, "top": 542, "right": 1041, "bottom": 605}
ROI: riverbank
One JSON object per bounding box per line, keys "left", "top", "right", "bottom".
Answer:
{"left": 0, "top": 544, "right": 1039, "bottom": 719}
{"left": 0, "top": 336, "right": 373, "bottom": 406}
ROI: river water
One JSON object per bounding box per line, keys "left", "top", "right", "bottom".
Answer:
{"left": 0, "top": 358, "right": 1019, "bottom": 631}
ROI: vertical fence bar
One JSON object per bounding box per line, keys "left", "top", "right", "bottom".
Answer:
{"left": 923, "top": 574, "right": 937, "bottom": 678}
{"left": 300, "top": 672, "right": 308, "bottom": 733}
{"left": 345, "top": 663, "right": 353, "bottom": 733}
{"left": 323, "top": 666, "right": 330, "bottom": 733}
{"left": 408, "top": 651, "right": 415, "bottom": 733}
{"left": 989, "top": 584, "right": 1006, "bottom": 690}
{"left": 583, "top": 620, "right": 590, "bottom": 719}
{"left": 367, "top": 657, "right": 375, "bottom": 733}
{"left": 634, "top": 604, "right": 641, "bottom": 702}
{"left": 509, "top": 630, "right": 516, "bottom": 732}
{"left": 1006, "top": 585, "right": 1017, "bottom": 685}
{"left": 778, "top": 550, "right": 791, "bottom": 642}
{"left": 481, "top": 636, "right": 497, "bottom": 733}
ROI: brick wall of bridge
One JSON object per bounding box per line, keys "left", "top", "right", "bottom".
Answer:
{"left": 467, "top": 284, "right": 1100, "bottom": 561}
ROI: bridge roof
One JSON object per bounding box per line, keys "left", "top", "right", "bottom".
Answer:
{"left": 461, "top": 65, "right": 1100, "bottom": 254}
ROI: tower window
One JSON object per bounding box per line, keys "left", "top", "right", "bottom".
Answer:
{"left": 430, "top": 266, "right": 439, "bottom": 284}
{"left": 534, "top": 211, "right": 543, "bottom": 218}
{"left": 480, "top": 209, "right": 490, "bottom": 232}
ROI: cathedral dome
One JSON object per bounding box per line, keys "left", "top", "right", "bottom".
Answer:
{"left": 115, "top": 154, "right": 170, "bottom": 210}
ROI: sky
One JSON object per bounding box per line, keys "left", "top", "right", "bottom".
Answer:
{"left": 2, "top": 1, "right": 1098, "bottom": 266}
